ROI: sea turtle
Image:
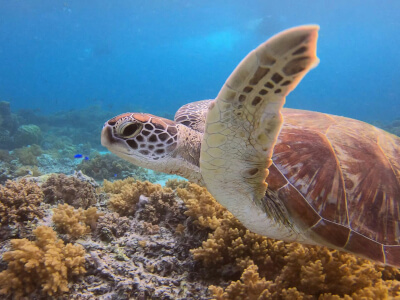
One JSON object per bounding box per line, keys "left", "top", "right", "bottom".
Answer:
{"left": 101, "top": 25, "right": 400, "bottom": 267}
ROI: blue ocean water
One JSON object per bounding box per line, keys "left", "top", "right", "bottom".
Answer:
{"left": 0, "top": 0, "right": 399, "bottom": 123}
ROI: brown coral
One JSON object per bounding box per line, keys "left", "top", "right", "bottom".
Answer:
{"left": 95, "top": 212, "right": 131, "bottom": 242}
{"left": 52, "top": 203, "right": 103, "bottom": 238}
{"left": 137, "top": 190, "right": 182, "bottom": 225}
{"left": 178, "top": 183, "right": 400, "bottom": 299}
{"left": 0, "top": 226, "right": 86, "bottom": 297}
{"left": 42, "top": 173, "right": 97, "bottom": 209}
{"left": 104, "top": 178, "right": 168, "bottom": 216}
{"left": 0, "top": 179, "right": 44, "bottom": 227}
{"left": 177, "top": 183, "right": 227, "bottom": 230}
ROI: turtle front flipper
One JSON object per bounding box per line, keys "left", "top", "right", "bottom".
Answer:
{"left": 200, "top": 26, "right": 319, "bottom": 224}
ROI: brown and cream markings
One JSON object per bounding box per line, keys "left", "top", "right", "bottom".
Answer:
{"left": 101, "top": 25, "right": 400, "bottom": 267}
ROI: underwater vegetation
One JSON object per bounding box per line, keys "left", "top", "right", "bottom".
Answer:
{"left": 0, "top": 176, "right": 399, "bottom": 299}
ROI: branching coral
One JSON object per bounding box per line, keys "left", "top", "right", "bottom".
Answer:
{"left": 42, "top": 173, "right": 97, "bottom": 209}
{"left": 177, "top": 183, "right": 229, "bottom": 230}
{"left": 178, "top": 183, "right": 400, "bottom": 299}
{"left": 0, "top": 226, "right": 86, "bottom": 297}
{"left": 165, "top": 178, "right": 189, "bottom": 190}
{"left": 53, "top": 204, "right": 103, "bottom": 238}
{"left": 0, "top": 179, "right": 44, "bottom": 227}
{"left": 104, "top": 178, "right": 169, "bottom": 216}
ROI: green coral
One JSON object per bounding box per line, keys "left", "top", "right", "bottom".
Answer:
{"left": 14, "top": 124, "right": 42, "bottom": 148}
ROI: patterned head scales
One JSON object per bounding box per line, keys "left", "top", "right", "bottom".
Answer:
{"left": 101, "top": 113, "right": 178, "bottom": 161}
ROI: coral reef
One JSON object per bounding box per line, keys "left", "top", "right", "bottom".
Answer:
{"left": 13, "top": 124, "right": 42, "bottom": 148}
{"left": 95, "top": 212, "right": 131, "bottom": 242}
{"left": 104, "top": 178, "right": 169, "bottom": 216}
{"left": 1, "top": 174, "right": 399, "bottom": 299}
{"left": 0, "top": 161, "right": 18, "bottom": 184}
{"left": 178, "top": 183, "right": 400, "bottom": 299}
{"left": 165, "top": 178, "right": 189, "bottom": 190}
{"left": 53, "top": 204, "right": 103, "bottom": 239}
{"left": 13, "top": 144, "right": 43, "bottom": 165}
{"left": 14, "top": 165, "right": 42, "bottom": 177}
{"left": 0, "top": 101, "right": 19, "bottom": 150}
{"left": 0, "top": 179, "right": 44, "bottom": 240}
{"left": 380, "top": 119, "right": 400, "bottom": 137}
{"left": 37, "top": 153, "right": 80, "bottom": 175}
{"left": 136, "top": 190, "right": 183, "bottom": 225}
{"left": 76, "top": 153, "right": 145, "bottom": 181}
{"left": 210, "top": 262, "right": 400, "bottom": 299}
{"left": 42, "top": 173, "right": 98, "bottom": 209}
{"left": 0, "top": 226, "right": 86, "bottom": 298}
{"left": 177, "top": 183, "right": 228, "bottom": 230}
{"left": 0, "top": 149, "right": 13, "bottom": 163}
{"left": 76, "top": 152, "right": 169, "bottom": 182}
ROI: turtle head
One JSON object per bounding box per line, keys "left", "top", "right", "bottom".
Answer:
{"left": 101, "top": 112, "right": 202, "bottom": 181}
{"left": 101, "top": 112, "right": 178, "bottom": 165}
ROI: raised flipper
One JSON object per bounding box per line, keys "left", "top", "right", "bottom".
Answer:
{"left": 200, "top": 25, "right": 319, "bottom": 213}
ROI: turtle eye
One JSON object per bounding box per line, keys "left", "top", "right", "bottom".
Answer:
{"left": 118, "top": 122, "right": 142, "bottom": 138}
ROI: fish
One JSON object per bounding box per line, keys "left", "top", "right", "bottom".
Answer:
{"left": 84, "top": 156, "right": 89, "bottom": 160}
{"left": 74, "top": 154, "right": 83, "bottom": 158}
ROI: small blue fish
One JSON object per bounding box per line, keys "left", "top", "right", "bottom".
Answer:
{"left": 84, "top": 156, "right": 89, "bottom": 160}
{"left": 114, "top": 174, "right": 118, "bottom": 177}
{"left": 74, "top": 154, "right": 83, "bottom": 158}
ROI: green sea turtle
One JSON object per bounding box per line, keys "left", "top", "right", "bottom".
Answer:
{"left": 101, "top": 25, "right": 400, "bottom": 267}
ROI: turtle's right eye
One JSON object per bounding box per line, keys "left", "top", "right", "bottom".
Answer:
{"left": 118, "top": 122, "right": 142, "bottom": 138}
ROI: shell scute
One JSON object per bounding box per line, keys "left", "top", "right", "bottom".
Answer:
{"left": 326, "top": 121, "right": 400, "bottom": 245}
{"left": 344, "top": 231, "right": 385, "bottom": 264}
{"left": 273, "top": 125, "right": 348, "bottom": 226}
{"left": 277, "top": 184, "right": 321, "bottom": 230}
{"left": 271, "top": 109, "right": 400, "bottom": 259}
{"left": 310, "top": 219, "right": 350, "bottom": 248}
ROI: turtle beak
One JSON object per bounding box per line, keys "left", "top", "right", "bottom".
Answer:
{"left": 101, "top": 123, "right": 127, "bottom": 153}
{"left": 101, "top": 124, "right": 113, "bottom": 148}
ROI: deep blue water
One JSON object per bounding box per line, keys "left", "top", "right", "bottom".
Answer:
{"left": 0, "top": 0, "right": 399, "bottom": 123}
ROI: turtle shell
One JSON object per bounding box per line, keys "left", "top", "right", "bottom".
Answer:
{"left": 268, "top": 108, "right": 400, "bottom": 266}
